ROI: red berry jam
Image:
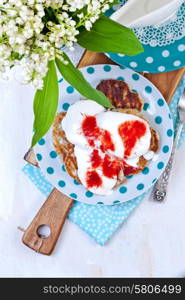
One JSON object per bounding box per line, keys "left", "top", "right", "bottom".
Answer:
{"left": 119, "top": 120, "right": 146, "bottom": 157}
{"left": 86, "top": 170, "right": 102, "bottom": 188}
{"left": 81, "top": 116, "right": 146, "bottom": 189}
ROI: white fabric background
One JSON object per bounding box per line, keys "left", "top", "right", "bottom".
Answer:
{"left": 0, "top": 72, "right": 185, "bottom": 277}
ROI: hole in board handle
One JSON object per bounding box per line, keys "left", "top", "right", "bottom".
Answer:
{"left": 37, "top": 225, "right": 51, "bottom": 239}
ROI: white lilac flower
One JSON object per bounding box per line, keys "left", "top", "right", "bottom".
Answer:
{"left": 0, "top": 0, "right": 114, "bottom": 89}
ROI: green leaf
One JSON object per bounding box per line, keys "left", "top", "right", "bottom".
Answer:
{"left": 77, "top": 15, "right": 143, "bottom": 56}
{"left": 31, "top": 60, "right": 59, "bottom": 147}
{"left": 56, "top": 53, "right": 114, "bottom": 108}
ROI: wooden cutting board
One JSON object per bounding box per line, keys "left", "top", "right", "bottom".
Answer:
{"left": 23, "top": 50, "right": 185, "bottom": 255}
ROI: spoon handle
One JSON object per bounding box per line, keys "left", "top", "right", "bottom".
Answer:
{"left": 153, "top": 122, "right": 184, "bottom": 201}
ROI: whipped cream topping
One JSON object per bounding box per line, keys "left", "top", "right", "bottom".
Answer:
{"left": 74, "top": 146, "right": 117, "bottom": 195}
{"left": 62, "top": 100, "right": 105, "bottom": 148}
{"left": 62, "top": 100, "right": 153, "bottom": 195}
{"left": 96, "top": 111, "right": 151, "bottom": 159}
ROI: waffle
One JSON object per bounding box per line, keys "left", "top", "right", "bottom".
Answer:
{"left": 52, "top": 79, "right": 159, "bottom": 187}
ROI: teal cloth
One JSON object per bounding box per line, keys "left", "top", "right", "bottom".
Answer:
{"left": 23, "top": 76, "right": 185, "bottom": 245}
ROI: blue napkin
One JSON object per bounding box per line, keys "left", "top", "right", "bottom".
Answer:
{"left": 23, "top": 75, "right": 185, "bottom": 245}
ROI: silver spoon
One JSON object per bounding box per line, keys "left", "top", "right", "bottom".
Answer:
{"left": 153, "top": 88, "right": 185, "bottom": 201}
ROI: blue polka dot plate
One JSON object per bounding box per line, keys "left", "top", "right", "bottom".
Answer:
{"left": 34, "top": 65, "right": 173, "bottom": 205}
{"left": 106, "top": 1, "right": 185, "bottom": 73}
{"left": 106, "top": 38, "right": 185, "bottom": 74}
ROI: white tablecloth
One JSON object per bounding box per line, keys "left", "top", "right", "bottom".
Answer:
{"left": 0, "top": 75, "right": 185, "bottom": 278}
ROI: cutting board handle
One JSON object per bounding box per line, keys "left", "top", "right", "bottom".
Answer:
{"left": 22, "top": 188, "right": 73, "bottom": 255}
